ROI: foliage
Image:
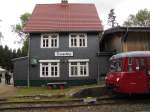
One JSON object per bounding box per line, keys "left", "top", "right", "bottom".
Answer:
{"left": 0, "top": 13, "right": 31, "bottom": 71}
{"left": 0, "top": 20, "right": 3, "bottom": 45}
{"left": 12, "top": 12, "right": 31, "bottom": 56}
{"left": 12, "top": 13, "right": 31, "bottom": 40}
{"left": 123, "top": 9, "right": 150, "bottom": 27}
{"left": 108, "top": 9, "right": 118, "bottom": 27}
{"left": 0, "top": 45, "right": 21, "bottom": 71}
{"left": 21, "top": 39, "right": 29, "bottom": 56}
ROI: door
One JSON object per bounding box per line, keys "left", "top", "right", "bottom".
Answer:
{"left": 134, "top": 58, "right": 148, "bottom": 93}
{"left": 147, "top": 58, "right": 150, "bottom": 91}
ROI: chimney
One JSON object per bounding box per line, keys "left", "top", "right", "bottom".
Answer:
{"left": 61, "top": 0, "right": 68, "bottom": 4}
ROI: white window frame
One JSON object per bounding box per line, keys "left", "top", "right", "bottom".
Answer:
{"left": 69, "top": 59, "right": 89, "bottom": 77}
{"left": 40, "top": 62, "right": 49, "bottom": 77}
{"left": 40, "top": 60, "right": 60, "bottom": 78}
{"left": 41, "top": 33, "right": 59, "bottom": 48}
{"left": 69, "top": 33, "right": 87, "bottom": 48}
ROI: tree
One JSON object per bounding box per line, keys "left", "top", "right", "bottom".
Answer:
{"left": 21, "top": 39, "right": 29, "bottom": 56}
{"left": 12, "top": 13, "right": 31, "bottom": 40}
{"left": 12, "top": 12, "right": 31, "bottom": 56}
{"left": 108, "top": 9, "right": 118, "bottom": 27}
{"left": 123, "top": 9, "right": 150, "bottom": 27}
{"left": 0, "top": 45, "right": 19, "bottom": 71}
{"left": 0, "top": 20, "right": 3, "bottom": 45}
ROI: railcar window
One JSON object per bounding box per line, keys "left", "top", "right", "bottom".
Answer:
{"left": 116, "top": 60, "right": 122, "bottom": 72}
{"left": 139, "top": 58, "right": 145, "bottom": 70}
{"left": 128, "top": 58, "right": 133, "bottom": 72}
{"left": 135, "top": 59, "right": 140, "bottom": 71}
{"left": 109, "top": 59, "right": 122, "bottom": 72}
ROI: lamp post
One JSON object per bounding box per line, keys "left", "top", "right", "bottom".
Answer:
{"left": 27, "top": 34, "right": 30, "bottom": 88}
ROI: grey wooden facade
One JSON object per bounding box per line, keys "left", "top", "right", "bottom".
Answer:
{"left": 13, "top": 32, "right": 111, "bottom": 86}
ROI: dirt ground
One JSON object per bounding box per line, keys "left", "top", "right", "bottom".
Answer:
{"left": 0, "top": 84, "right": 16, "bottom": 98}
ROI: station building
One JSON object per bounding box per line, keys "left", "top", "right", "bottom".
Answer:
{"left": 12, "top": 0, "right": 111, "bottom": 86}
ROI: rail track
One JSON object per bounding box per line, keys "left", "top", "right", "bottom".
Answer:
{"left": 0, "top": 96, "right": 150, "bottom": 111}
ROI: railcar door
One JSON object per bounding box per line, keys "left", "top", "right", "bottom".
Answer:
{"left": 147, "top": 58, "right": 150, "bottom": 91}
{"left": 133, "top": 58, "right": 148, "bottom": 93}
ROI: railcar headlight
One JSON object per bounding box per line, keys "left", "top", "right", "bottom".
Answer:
{"left": 116, "top": 78, "right": 120, "bottom": 82}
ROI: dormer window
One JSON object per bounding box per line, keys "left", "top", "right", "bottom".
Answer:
{"left": 61, "top": 0, "right": 68, "bottom": 3}
{"left": 69, "top": 33, "right": 87, "bottom": 48}
{"left": 41, "top": 33, "right": 59, "bottom": 48}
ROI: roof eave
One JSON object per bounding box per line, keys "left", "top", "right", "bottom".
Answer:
{"left": 104, "top": 26, "right": 150, "bottom": 36}
{"left": 23, "top": 30, "right": 103, "bottom": 33}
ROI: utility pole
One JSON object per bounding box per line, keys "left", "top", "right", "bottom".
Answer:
{"left": 27, "top": 34, "right": 30, "bottom": 88}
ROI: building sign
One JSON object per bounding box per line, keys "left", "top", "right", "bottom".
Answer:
{"left": 55, "top": 52, "right": 73, "bottom": 57}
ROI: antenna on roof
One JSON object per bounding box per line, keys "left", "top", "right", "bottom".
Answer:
{"left": 61, "top": 0, "right": 68, "bottom": 4}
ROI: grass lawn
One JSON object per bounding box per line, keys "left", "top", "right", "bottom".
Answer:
{"left": 15, "top": 84, "right": 102, "bottom": 96}
{"left": 8, "top": 84, "right": 102, "bottom": 102}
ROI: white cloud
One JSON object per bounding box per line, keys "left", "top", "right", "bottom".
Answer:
{"left": 115, "top": 0, "right": 150, "bottom": 25}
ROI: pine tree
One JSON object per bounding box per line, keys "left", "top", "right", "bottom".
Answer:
{"left": 108, "top": 9, "right": 118, "bottom": 27}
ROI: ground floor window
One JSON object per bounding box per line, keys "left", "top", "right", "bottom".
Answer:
{"left": 40, "top": 60, "right": 60, "bottom": 77}
{"left": 69, "top": 59, "right": 89, "bottom": 77}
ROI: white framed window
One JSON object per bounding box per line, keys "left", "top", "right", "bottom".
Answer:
{"left": 69, "top": 59, "right": 89, "bottom": 77}
{"left": 40, "top": 60, "right": 60, "bottom": 77}
{"left": 41, "top": 63, "right": 49, "bottom": 77}
{"left": 69, "top": 33, "right": 87, "bottom": 48}
{"left": 41, "top": 33, "right": 59, "bottom": 48}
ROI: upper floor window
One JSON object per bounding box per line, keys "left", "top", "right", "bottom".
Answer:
{"left": 41, "top": 34, "right": 59, "bottom": 48}
{"left": 69, "top": 33, "right": 87, "bottom": 48}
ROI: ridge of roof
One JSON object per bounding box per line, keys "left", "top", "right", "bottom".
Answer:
{"left": 35, "top": 3, "right": 95, "bottom": 5}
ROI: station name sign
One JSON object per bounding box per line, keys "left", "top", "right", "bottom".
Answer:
{"left": 55, "top": 52, "right": 73, "bottom": 57}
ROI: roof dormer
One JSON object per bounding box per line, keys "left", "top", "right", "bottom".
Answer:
{"left": 61, "top": 0, "right": 68, "bottom": 4}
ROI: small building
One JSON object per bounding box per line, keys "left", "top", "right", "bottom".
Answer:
{"left": 12, "top": 1, "right": 110, "bottom": 86}
{"left": 0, "top": 67, "right": 13, "bottom": 84}
{"left": 100, "top": 26, "right": 150, "bottom": 52}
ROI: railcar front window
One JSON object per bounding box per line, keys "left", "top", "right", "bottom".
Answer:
{"left": 109, "top": 59, "right": 122, "bottom": 72}
{"left": 109, "top": 61, "right": 116, "bottom": 72}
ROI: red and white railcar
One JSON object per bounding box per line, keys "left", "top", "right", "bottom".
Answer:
{"left": 105, "top": 51, "right": 150, "bottom": 94}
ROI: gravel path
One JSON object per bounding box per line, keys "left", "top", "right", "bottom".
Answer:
{"left": 0, "top": 84, "right": 16, "bottom": 97}
{"left": 1, "top": 104, "right": 150, "bottom": 112}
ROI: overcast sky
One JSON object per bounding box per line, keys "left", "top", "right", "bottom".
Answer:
{"left": 0, "top": 0, "right": 150, "bottom": 49}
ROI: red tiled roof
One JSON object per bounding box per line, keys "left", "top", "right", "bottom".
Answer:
{"left": 23, "top": 3, "right": 103, "bottom": 33}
